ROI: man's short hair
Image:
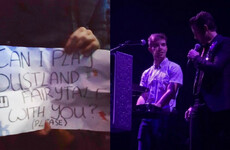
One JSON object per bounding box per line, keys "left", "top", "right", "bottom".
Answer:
{"left": 189, "top": 11, "right": 217, "bottom": 33}
{"left": 148, "top": 33, "right": 167, "bottom": 43}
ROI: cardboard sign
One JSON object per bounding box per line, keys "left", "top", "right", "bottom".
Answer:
{"left": 0, "top": 46, "right": 110, "bottom": 136}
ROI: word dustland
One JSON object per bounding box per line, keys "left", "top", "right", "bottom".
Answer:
{"left": 0, "top": 71, "right": 80, "bottom": 92}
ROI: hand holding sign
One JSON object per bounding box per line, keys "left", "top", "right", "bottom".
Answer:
{"left": 64, "top": 27, "right": 100, "bottom": 56}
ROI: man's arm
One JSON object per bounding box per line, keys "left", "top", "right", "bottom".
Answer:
{"left": 190, "top": 39, "right": 230, "bottom": 74}
{"left": 136, "top": 92, "right": 148, "bottom": 105}
{"left": 154, "top": 82, "right": 181, "bottom": 108}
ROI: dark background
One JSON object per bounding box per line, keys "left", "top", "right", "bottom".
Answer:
{"left": 111, "top": 0, "right": 230, "bottom": 150}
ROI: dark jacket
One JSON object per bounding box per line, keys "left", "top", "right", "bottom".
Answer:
{"left": 0, "top": 0, "right": 109, "bottom": 48}
{"left": 194, "top": 34, "right": 230, "bottom": 111}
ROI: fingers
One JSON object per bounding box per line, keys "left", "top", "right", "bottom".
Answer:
{"left": 184, "top": 110, "right": 190, "bottom": 121}
{"left": 187, "top": 49, "right": 194, "bottom": 59}
{"left": 153, "top": 103, "right": 162, "bottom": 108}
{"left": 187, "top": 49, "right": 200, "bottom": 60}
{"left": 64, "top": 27, "right": 100, "bottom": 55}
{"left": 81, "top": 41, "right": 98, "bottom": 57}
{"left": 187, "top": 49, "right": 192, "bottom": 59}
{"left": 35, "top": 121, "right": 51, "bottom": 136}
{"left": 184, "top": 107, "right": 192, "bottom": 121}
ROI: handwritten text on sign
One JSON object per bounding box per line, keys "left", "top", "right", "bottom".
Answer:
{"left": 0, "top": 46, "right": 110, "bottom": 136}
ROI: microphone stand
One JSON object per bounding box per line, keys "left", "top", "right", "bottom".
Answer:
{"left": 110, "top": 41, "right": 130, "bottom": 53}
{"left": 110, "top": 40, "right": 145, "bottom": 53}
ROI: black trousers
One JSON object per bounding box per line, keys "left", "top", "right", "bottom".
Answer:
{"left": 190, "top": 103, "right": 230, "bottom": 150}
{"left": 137, "top": 112, "right": 180, "bottom": 150}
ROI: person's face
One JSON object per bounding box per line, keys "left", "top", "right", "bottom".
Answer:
{"left": 148, "top": 39, "right": 167, "bottom": 59}
{"left": 191, "top": 25, "right": 207, "bottom": 45}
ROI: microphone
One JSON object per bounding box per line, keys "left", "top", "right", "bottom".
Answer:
{"left": 123, "top": 39, "right": 146, "bottom": 46}
{"left": 187, "top": 43, "right": 201, "bottom": 64}
{"left": 194, "top": 43, "right": 201, "bottom": 52}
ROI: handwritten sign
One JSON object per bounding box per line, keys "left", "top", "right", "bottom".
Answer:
{"left": 0, "top": 46, "right": 110, "bottom": 136}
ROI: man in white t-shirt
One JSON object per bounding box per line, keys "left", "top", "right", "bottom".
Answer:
{"left": 136, "top": 33, "right": 183, "bottom": 150}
